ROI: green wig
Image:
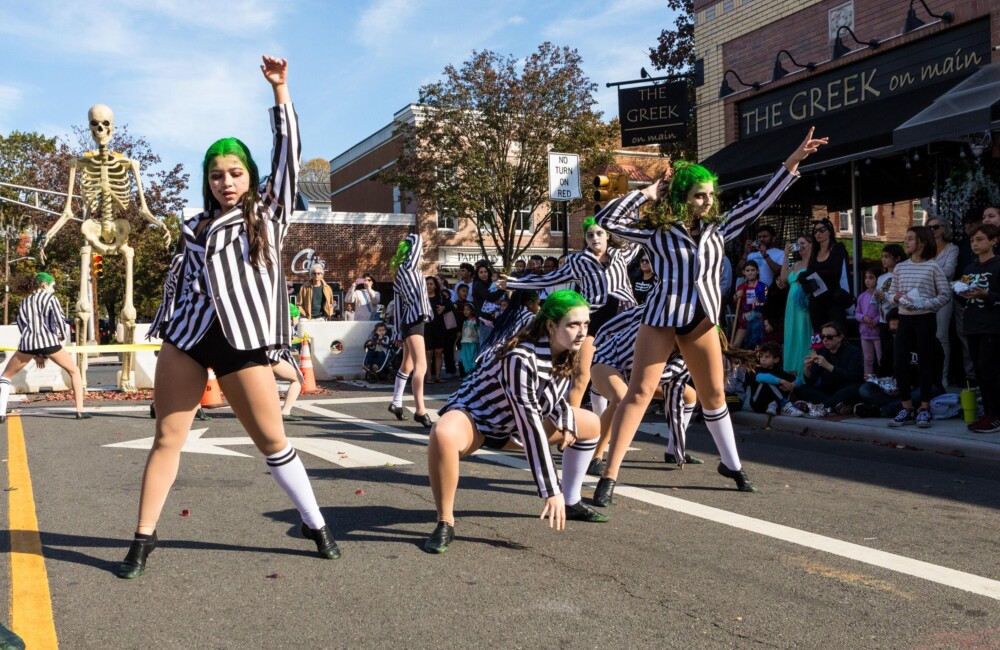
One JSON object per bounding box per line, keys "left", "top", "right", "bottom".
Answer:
{"left": 537, "top": 289, "right": 590, "bottom": 323}
{"left": 390, "top": 239, "right": 413, "bottom": 270}
{"left": 507, "top": 289, "right": 590, "bottom": 378}
{"left": 289, "top": 303, "right": 301, "bottom": 319}
{"left": 202, "top": 137, "right": 260, "bottom": 211}
{"left": 36, "top": 272, "right": 54, "bottom": 285}
{"left": 668, "top": 161, "right": 719, "bottom": 220}
{"left": 581, "top": 216, "right": 598, "bottom": 236}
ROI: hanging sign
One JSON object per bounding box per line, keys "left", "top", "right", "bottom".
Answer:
{"left": 617, "top": 81, "right": 689, "bottom": 146}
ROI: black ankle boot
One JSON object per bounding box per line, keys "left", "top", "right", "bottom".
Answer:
{"left": 413, "top": 412, "right": 433, "bottom": 428}
{"left": 664, "top": 452, "right": 705, "bottom": 465}
{"left": 424, "top": 521, "right": 455, "bottom": 553}
{"left": 717, "top": 462, "right": 757, "bottom": 492}
{"left": 118, "top": 532, "right": 157, "bottom": 579}
{"left": 301, "top": 523, "right": 341, "bottom": 559}
{"left": 387, "top": 404, "right": 405, "bottom": 421}
{"left": 592, "top": 477, "right": 616, "bottom": 507}
{"left": 585, "top": 457, "right": 606, "bottom": 477}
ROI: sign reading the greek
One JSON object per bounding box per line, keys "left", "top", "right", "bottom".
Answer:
{"left": 617, "top": 81, "right": 688, "bottom": 146}
{"left": 738, "top": 19, "right": 990, "bottom": 139}
{"left": 548, "top": 153, "right": 581, "bottom": 201}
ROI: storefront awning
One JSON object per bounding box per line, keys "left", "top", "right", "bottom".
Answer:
{"left": 701, "top": 78, "right": 962, "bottom": 190}
{"left": 894, "top": 62, "right": 1000, "bottom": 148}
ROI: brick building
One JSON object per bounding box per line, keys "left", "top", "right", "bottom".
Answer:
{"left": 693, "top": 0, "right": 1000, "bottom": 272}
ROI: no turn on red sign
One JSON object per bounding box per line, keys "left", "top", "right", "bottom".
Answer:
{"left": 548, "top": 152, "right": 581, "bottom": 201}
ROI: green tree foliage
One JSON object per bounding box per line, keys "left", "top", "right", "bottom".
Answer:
{"left": 300, "top": 157, "right": 330, "bottom": 183}
{"left": 649, "top": 0, "right": 698, "bottom": 162}
{"left": 377, "top": 42, "right": 617, "bottom": 271}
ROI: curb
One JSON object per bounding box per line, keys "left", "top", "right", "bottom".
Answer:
{"left": 732, "top": 411, "right": 1000, "bottom": 462}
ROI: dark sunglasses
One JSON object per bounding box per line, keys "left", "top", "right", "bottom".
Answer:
{"left": 813, "top": 227, "right": 828, "bottom": 233}
{"left": 929, "top": 224, "right": 943, "bottom": 230}
{"left": 640, "top": 259, "right": 650, "bottom": 264}
{"left": 821, "top": 334, "right": 839, "bottom": 340}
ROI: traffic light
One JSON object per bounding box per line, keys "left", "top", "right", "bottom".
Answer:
{"left": 593, "top": 172, "right": 629, "bottom": 202}
{"left": 92, "top": 254, "right": 104, "bottom": 279}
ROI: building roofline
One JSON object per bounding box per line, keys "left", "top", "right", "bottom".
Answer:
{"left": 329, "top": 104, "right": 422, "bottom": 173}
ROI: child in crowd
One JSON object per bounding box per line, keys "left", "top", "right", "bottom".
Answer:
{"left": 459, "top": 303, "right": 480, "bottom": 376}
{"left": 363, "top": 322, "right": 392, "bottom": 377}
{"left": 733, "top": 260, "right": 767, "bottom": 350}
{"left": 342, "top": 302, "right": 355, "bottom": 321}
{"left": 855, "top": 265, "right": 883, "bottom": 378}
{"left": 746, "top": 341, "right": 804, "bottom": 417}
{"left": 957, "top": 224, "right": 1000, "bottom": 433}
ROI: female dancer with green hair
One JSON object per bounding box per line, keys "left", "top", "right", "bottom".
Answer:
{"left": 119, "top": 56, "right": 340, "bottom": 580}
{"left": 0, "top": 272, "right": 89, "bottom": 421}
{"left": 592, "top": 128, "right": 828, "bottom": 505}
{"left": 387, "top": 233, "right": 434, "bottom": 427}
{"left": 498, "top": 216, "right": 640, "bottom": 408}
{"left": 423, "top": 290, "right": 607, "bottom": 554}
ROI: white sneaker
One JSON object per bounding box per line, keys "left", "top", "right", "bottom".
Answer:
{"left": 781, "top": 402, "right": 805, "bottom": 417}
{"left": 805, "top": 404, "right": 829, "bottom": 419}
{"left": 765, "top": 401, "right": 778, "bottom": 416}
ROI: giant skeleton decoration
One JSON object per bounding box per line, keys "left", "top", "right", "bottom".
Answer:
{"left": 41, "top": 104, "right": 171, "bottom": 390}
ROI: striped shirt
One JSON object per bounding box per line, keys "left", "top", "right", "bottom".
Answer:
{"left": 157, "top": 103, "right": 300, "bottom": 357}
{"left": 391, "top": 233, "right": 432, "bottom": 340}
{"left": 889, "top": 259, "right": 951, "bottom": 315}
{"left": 596, "top": 166, "right": 797, "bottom": 328}
{"left": 476, "top": 305, "right": 536, "bottom": 366}
{"left": 441, "top": 337, "right": 575, "bottom": 498}
{"left": 506, "top": 243, "right": 641, "bottom": 311}
{"left": 17, "top": 290, "right": 67, "bottom": 351}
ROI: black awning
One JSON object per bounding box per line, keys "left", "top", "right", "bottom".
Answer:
{"left": 894, "top": 62, "right": 1000, "bottom": 148}
{"left": 701, "top": 78, "right": 964, "bottom": 189}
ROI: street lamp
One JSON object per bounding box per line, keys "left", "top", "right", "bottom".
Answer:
{"left": 4, "top": 255, "right": 35, "bottom": 325}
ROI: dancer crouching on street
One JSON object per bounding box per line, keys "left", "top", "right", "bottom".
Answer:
{"left": 118, "top": 56, "right": 339, "bottom": 580}
{"left": 424, "top": 290, "right": 607, "bottom": 554}
{"left": 387, "top": 233, "right": 434, "bottom": 428}
{"left": 592, "top": 128, "right": 827, "bottom": 505}
{"left": 0, "top": 272, "right": 89, "bottom": 421}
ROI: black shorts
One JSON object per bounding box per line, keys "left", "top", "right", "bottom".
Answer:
{"left": 19, "top": 345, "right": 61, "bottom": 357}
{"left": 168, "top": 320, "right": 268, "bottom": 378}
{"left": 676, "top": 301, "right": 708, "bottom": 336}
{"left": 401, "top": 320, "right": 426, "bottom": 338}
{"left": 589, "top": 296, "right": 620, "bottom": 335}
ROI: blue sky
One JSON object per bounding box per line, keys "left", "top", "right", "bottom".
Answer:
{"left": 0, "top": 0, "right": 675, "bottom": 207}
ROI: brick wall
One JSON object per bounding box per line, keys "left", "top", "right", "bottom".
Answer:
{"left": 283, "top": 221, "right": 413, "bottom": 290}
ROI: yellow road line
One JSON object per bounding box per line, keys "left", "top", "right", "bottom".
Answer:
{"left": 7, "top": 414, "right": 59, "bottom": 648}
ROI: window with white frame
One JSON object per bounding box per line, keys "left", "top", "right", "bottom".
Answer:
{"left": 838, "top": 210, "right": 852, "bottom": 233}
{"left": 549, "top": 205, "right": 565, "bottom": 234}
{"left": 437, "top": 205, "right": 456, "bottom": 231}
{"left": 514, "top": 207, "right": 533, "bottom": 233}
{"left": 862, "top": 206, "right": 878, "bottom": 236}
{"left": 913, "top": 200, "right": 926, "bottom": 224}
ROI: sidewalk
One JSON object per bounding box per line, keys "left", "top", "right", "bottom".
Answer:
{"left": 732, "top": 410, "right": 1000, "bottom": 462}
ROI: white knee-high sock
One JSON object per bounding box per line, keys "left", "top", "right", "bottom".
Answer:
{"left": 703, "top": 405, "right": 741, "bottom": 470}
{"left": 561, "top": 437, "right": 598, "bottom": 505}
{"left": 266, "top": 443, "right": 325, "bottom": 530}
{"left": 0, "top": 377, "right": 10, "bottom": 418}
{"left": 590, "top": 390, "right": 608, "bottom": 417}
{"left": 392, "top": 371, "right": 410, "bottom": 407}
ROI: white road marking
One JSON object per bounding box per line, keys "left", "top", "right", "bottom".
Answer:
{"left": 103, "top": 427, "right": 411, "bottom": 467}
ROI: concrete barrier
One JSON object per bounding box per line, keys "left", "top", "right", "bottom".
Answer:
{"left": 297, "top": 320, "right": 380, "bottom": 380}
{"left": 0, "top": 324, "right": 72, "bottom": 393}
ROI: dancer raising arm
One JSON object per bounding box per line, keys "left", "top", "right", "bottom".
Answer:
{"left": 424, "top": 290, "right": 608, "bottom": 554}
{"left": 592, "top": 128, "right": 827, "bottom": 504}
{"left": 498, "top": 218, "right": 641, "bottom": 407}
{"left": 387, "top": 233, "right": 434, "bottom": 427}
{"left": 119, "top": 56, "right": 340, "bottom": 579}
{"left": 0, "top": 272, "right": 89, "bottom": 421}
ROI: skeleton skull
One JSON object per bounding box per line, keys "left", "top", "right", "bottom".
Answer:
{"left": 88, "top": 104, "right": 114, "bottom": 147}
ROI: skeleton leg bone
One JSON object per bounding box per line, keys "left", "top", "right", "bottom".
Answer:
{"left": 118, "top": 242, "right": 137, "bottom": 392}
{"left": 75, "top": 245, "right": 92, "bottom": 389}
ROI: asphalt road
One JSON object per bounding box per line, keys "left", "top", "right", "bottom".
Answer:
{"left": 3, "top": 381, "right": 1000, "bottom": 649}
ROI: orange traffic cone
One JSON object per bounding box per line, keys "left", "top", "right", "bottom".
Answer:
{"left": 201, "top": 368, "right": 224, "bottom": 407}
{"left": 299, "top": 338, "right": 318, "bottom": 394}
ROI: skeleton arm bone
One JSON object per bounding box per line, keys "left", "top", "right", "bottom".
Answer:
{"left": 131, "top": 159, "right": 172, "bottom": 248}
{"left": 40, "top": 158, "right": 80, "bottom": 261}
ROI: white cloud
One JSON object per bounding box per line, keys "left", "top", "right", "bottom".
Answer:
{"left": 356, "top": 0, "right": 421, "bottom": 54}
{"left": 508, "top": 15, "right": 525, "bottom": 25}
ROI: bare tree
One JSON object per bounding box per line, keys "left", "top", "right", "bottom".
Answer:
{"left": 300, "top": 157, "right": 330, "bottom": 183}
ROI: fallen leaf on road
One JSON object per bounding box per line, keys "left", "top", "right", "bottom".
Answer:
{"left": 3, "top": 487, "right": 17, "bottom": 492}
{"left": 180, "top": 509, "right": 190, "bottom": 516}
{"left": 735, "top": 616, "right": 743, "bottom": 622}
{"left": 266, "top": 573, "right": 281, "bottom": 579}
{"left": 355, "top": 489, "right": 365, "bottom": 495}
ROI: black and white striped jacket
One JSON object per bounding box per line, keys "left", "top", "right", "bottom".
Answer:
{"left": 476, "top": 305, "right": 536, "bottom": 367}
{"left": 16, "top": 290, "right": 67, "bottom": 351}
{"left": 154, "top": 103, "right": 300, "bottom": 355}
{"left": 506, "top": 244, "right": 641, "bottom": 311}
{"left": 597, "top": 166, "right": 797, "bottom": 328}
{"left": 391, "top": 233, "right": 432, "bottom": 340}
{"left": 441, "top": 337, "right": 575, "bottom": 498}
{"left": 591, "top": 305, "right": 692, "bottom": 462}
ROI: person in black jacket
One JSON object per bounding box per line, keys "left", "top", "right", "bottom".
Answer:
{"left": 957, "top": 224, "right": 1000, "bottom": 433}
{"left": 791, "top": 321, "right": 864, "bottom": 412}
{"left": 803, "top": 218, "right": 851, "bottom": 333}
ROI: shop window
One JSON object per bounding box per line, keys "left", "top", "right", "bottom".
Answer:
{"left": 514, "top": 207, "right": 533, "bottom": 233}
{"left": 862, "top": 206, "right": 878, "bottom": 236}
